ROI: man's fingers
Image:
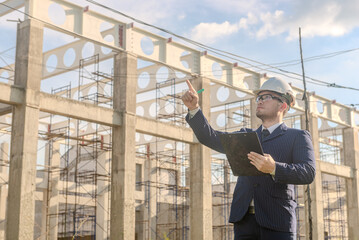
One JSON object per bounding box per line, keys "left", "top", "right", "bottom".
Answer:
{"left": 182, "top": 92, "right": 193, "bottom": 102}
{"left": 186, "top": 79, "right": 196, "bottom": 92}
{"left": 248, "top": 152, "right": 263, "bottom": 158}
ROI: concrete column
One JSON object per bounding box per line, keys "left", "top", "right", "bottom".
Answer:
{"left": 40, "top": 190, "right": 48, "bottom": 240}
{"left": 96, "top": 151, "right": 110, "bottom": 240}
{"left": 143, "top": 144, "right": 157, "bottom": 240}
{"left": 6, "top": 19, "right": 43, "bottom": 240}
{"left": 0, "top": 143, "right": 9, "bottom": 239}
{"left": 47, "top": 141, "right": 60, "bottom": 240}
{"left": 303, "top": 115, "right": 324, "bottom": 240}
{"left": 189, "top": 77, "right": 212, "bottom": 240}
{"left": 110, "top": 52, "right": 137, "bottom": 240}
{"left": 343, "top": 128, "right": 359, "bottom": 239}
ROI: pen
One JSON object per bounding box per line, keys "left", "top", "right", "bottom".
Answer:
{"left": 197, "top": 88, "right": 204, "bottom": 94}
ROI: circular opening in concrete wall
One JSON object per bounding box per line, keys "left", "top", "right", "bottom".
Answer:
{"left": 317, "top": 101, "right": 324, "bottom": 114}
{"left": 82, "top": 42, "right": 95, "bottom": 59}
{"left": 63, "top": 48, "right": 76, "bottom": 67}
{"left": 235, "top": 90, "right": 246, "bottom": 98}
{"left": 138, "top": 72, "right": 150, "bottom": 89}
{"left": 100, "top": 21, "right": 114, "bottom": 32}
{"left": 165, "top": 102, "right": 175, "bottom": 114}
{"left": 327, "top": 121, "right": 338, "bottom": 128}
{"left": 212, "top": 62, "right": 223, "bottom": 80}
{"left": 156, "top": 67, "right": 169, "bottom": 83}
{"left": 101, "top": 34, "right": 114, "bottom": 55}
{"left": 181, "top": 61, "right": 189, "bottom": 69}
{"left": 48, "top": 3, "right": 66, "bottom": 25}
{"left": 318, "top": 118, "right": 322, "bottom": 129}
{"left": 141, "top": 37, "right": 154, "bottom": 56}
{"left": 136, "top": 106, "right": 144, "bottom": 116}
{"left": 46, "top": 54, "right": 58, "bottom": 73}
{"left": 149, "top": 102, "right": 159, "bottom": 117}
{"left": 216, "top": 113, "right": 227, "bottom": 127}
{"left": 217, "top": 86, "right": 229, "bottom": 102}
{"left": 180, "top": 51, "right": 190, "bottom": 69}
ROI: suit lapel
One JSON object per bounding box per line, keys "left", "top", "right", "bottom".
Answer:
{"left": 262, "top": 123, "right": 288, "bottom": 142}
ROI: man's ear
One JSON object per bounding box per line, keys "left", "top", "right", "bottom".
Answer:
{"left": 280, "top": 102, "right": 288, "bottom": 112}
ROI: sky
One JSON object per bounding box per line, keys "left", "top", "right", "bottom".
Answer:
{"left": 1, "top": 0, "right": 359, "bottom": 108}
{"left": 99, "top": 0, "right": 359, "bottom": 108}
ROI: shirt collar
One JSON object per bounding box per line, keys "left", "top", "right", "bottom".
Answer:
{"left": 262, "top": 122, "right": 283, "bottom": 134}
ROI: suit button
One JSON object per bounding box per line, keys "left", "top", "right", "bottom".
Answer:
{"left": 254, "top": 184, "right": 258, "bottom": 187}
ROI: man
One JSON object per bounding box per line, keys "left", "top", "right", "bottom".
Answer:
{"left": 182, "top": 77, "right": 316, "bottom": 240}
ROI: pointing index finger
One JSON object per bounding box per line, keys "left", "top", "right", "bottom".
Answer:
{"left": 186, "top": 79, "right": 196, "bottom": 92}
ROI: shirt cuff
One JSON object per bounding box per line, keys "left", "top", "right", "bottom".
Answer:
{"left": 188, "top": 107, "right": 200, "bottom": 119}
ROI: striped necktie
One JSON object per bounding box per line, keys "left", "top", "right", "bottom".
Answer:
{"left": 262, "top": 129, "right": 270, "bottom": 141}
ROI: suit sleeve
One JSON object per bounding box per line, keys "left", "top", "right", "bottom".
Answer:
{"left": 186, "top": 109, "right": 227, "bottom": 153}
{"left": 274, "top": 130, "right": 316, "bottom": 184}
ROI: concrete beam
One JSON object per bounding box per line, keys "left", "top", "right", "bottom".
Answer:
{"left": 0, "top": 106, "right": 12, "bottom": 116}
{"left": 319, "top": 161, "right": 353, "bottom": 178}
{"left": 0, "top": 83, "right": 24, "bottom": 105}
{"left": 135, "top": 116, "right": 195, "bottom": 143}
{"left": 39, "top": 92, "right": 121, "bottom": 126}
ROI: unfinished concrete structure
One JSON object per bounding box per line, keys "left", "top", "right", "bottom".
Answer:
{"left": 0, "top": 0, "right": 358, "bottom": 239}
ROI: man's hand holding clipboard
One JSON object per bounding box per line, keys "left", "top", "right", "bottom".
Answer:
{"left": 219, "top": 132, "right": 275, "bottom": 176}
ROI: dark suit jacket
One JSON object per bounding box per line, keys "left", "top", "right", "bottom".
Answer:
{"left": 186, "top": 109, "right": 316, "bottom": 232}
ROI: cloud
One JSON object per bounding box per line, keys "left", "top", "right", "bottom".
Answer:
{"left": 254, "top": 0, "right": 359, "bottom": 40}
{"left": 189, "top": 21, "right": 241, "bottom": 44}
{"left": 200, "top": 0, "right": 359, "bottom": 41}
{"left": 188, "top": 13, "right": 257, "bottom": 44}
{"left": 202, "top": 0, "right": 268, "bottom": 15}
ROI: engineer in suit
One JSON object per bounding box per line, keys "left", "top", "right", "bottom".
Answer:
{"left": 182, "top": 77, "right": 316, "bottom": 240}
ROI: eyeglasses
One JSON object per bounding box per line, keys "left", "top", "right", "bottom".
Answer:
{"left": 256, "top": 94, "right": 283, "bottom": 103}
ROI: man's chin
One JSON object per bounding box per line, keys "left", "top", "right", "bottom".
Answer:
{"left": 256, "top": 112, "right": 263, "bottom": 119}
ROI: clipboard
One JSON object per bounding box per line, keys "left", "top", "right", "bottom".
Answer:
{"left": 219, "top": 132, "right": 266, "bottom": 176}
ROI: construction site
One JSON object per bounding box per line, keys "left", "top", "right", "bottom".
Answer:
{"left": 0, "top": 0, "right": 358, "bottom": 239}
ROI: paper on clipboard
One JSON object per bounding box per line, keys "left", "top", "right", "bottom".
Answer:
{"left": 219, "top": 132, "right": 266, "bottom": 176}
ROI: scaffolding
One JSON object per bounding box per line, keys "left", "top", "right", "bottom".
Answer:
{"left": 322, "top": 175, "right": 348, "bottom": 239}
{"left": 153, "top": 77, "right": 190, "bottom": 239}
{"left": 224, "top": 100, "right": 251, "bottom": 131}
{"left": 319, "top": 127, "right": 343, "bottom": 165}
{"left": 43, "top": 55, "right": 113, "bottom": 239}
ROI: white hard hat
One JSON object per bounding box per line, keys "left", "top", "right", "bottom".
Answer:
{"left": 253, "top": 77, "right": 295, "bottom": 107}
